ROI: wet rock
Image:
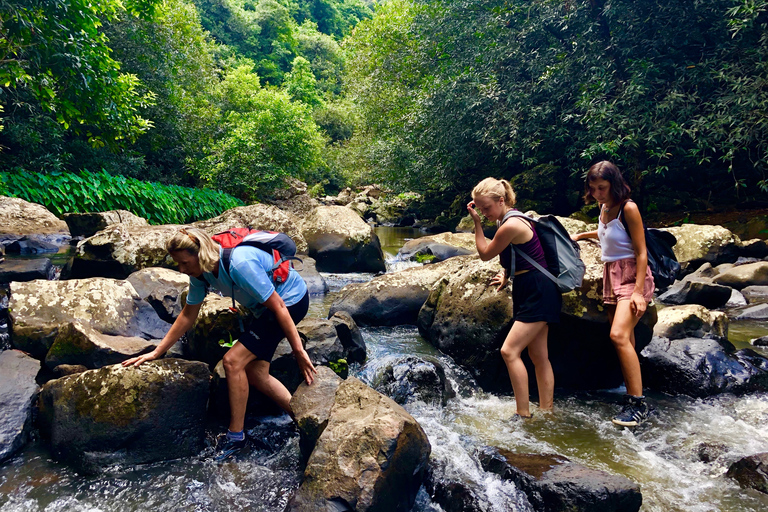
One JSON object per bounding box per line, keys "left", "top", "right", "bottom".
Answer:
{"left": 328, "top": 256, "right": 475, "bottom": 326}
{"left": 10, "top": 278, "right": 171, "bottom": 358}
{"left": 726, "top": 452, "right": 768, "bottom": 494}
{"left": 653, "top": 305, "right": 728, "bottom": 341}
{"left": 38, "top": 359, "right": 210, "bottom": 473}
{"left": 45, "top": 321, "right": 158, "bottom": 370}
{"left": 286, "top": 377, "right": 430, "bottom": 512}
{"left": 192, "top": 203, "right": 307, "bottom": 252}
{"left": 186, "top": 294, "right": 247, "bottom": 366}
{"left": 733, "top": 303, "right": 768, "bottom": 320}
{"left": 640, "top": 336, "right": 768, "bottom": 397}
{"left": 5, "top": 236, "right": 61, "bottom": 254}
{"left": 328, "top": 311, "right": 366, "bottom": 364}
{"left": 72, "top": 223, "right": 182, "bottom": 279}
{"left": 296, "top": 255, "right": 328, "bottom": 296}
{"left": 398, "top": 232, "right": 480, "bottom": 262}
{"left": 0, "top": 350, "right": 40, "bottom": 463}
{"left": 712, "top": 262, "right": 768, "bottom": 289}
{"left": 52, "top": 364, "right": 88, "bottom": 377}
{"left": 0, "top": 197, "right": 69, "bottom": 235}
{"left": 660, "top": 224, "right": 741, "bottom": 271}
{"left": 696, "top": 442, "right": 728, "bottom": 463}
{"left": 752, "top": 335, "right": 768, "bottom": 347}
{"left": 372, "top": 355, "right": 455, "bottom": 406}
{"left": 126, "top": 267, "right": 189, "bottom": 323}
{"left": 63, "top": 210, "right": 149, "bottom": 238}
{"left": 424, "top": 457, "right": 498, "bottom": 512}
{"left": 726, "top": 289, "right": 748, "bottom": 307}
{"left": 300, "top": 206, "right": 386, "bottom": 272}
{"left": 0, "top": 258, "right": 53, "bottom": 283}
{"left": 742, "top": 285, "right": 768, "bottom": 304}
{"left": 682, "top": 262, "right": 719, "bottom": 281}
{"left": 477, "top": 446, "right": 642, "bottom": 512}
{"left": 290, "top": 366, "right": 342, "bottom": 465}
{"left": 657, "top": 279, "right": 733, "bottom": 309}
{"left": 740, "top": 238, "right": 768, "bottom": 259}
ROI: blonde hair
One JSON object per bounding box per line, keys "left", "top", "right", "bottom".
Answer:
{"left": 166, "top": 227, "right": 220, "bottom": 273}
{"left": 471, "top": 177, "right": 516, "bottom": 206}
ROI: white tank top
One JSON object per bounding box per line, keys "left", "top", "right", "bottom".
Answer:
{"left": 597, "top": 205, "right": 635, "bottom": 262}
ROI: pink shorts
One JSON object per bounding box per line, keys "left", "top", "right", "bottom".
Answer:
{"left": 602, "top": 258, "right": 654, "bottom": 305}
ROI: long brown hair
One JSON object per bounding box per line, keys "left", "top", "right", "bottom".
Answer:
{"left": 583, "top": 161, "right": 631, "bottom": 205}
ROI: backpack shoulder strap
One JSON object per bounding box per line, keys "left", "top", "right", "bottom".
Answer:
{"left": 618, "top": 199, "right": 636, "bottom": 240}
{"left": 501, "top": 211, "right": 559, "bottom": 285}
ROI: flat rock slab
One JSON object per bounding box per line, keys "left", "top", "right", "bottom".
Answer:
{"left": 734, "top": 303, "right": 768, "bottom": 320}
{"left": 0, "top": 350, "right": 41, "bottom": 463}
{"left": 658, "top": 279, "right": 733, "bottom": 309}
{"left": 713, "top": 261, "right": 768, "bottom": 290}
{"left": 478, "top": 446, "right": 641, "bottom": 512}
{"left": 38, "top": 359, "right": 210, "bottom": 473}
{"left": 742, "top": 285, "right": 768, "bottom": 304}
{"left": 0, "top": 258, "right": 52, "bottom": 283}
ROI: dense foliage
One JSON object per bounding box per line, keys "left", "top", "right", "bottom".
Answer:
{"left": 340, "top": 0, "right": 768, "bottom": 215}
{"left": 0, "top": 170, "right": 243, "bottom": 224}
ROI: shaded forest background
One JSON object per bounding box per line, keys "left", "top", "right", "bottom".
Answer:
{"left": 2, "top": 0, "right": 768, "bottom": 222}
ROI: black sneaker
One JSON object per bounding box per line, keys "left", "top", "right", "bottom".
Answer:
{"left": 214, "top": 436, "right": 248, "bottom": 462}
{"left": 612, "top": 395, "right": 649, "bottom": 427}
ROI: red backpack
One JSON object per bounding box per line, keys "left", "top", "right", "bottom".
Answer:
{"left": 211, "top": 228, "right": 302, "bottom": 311}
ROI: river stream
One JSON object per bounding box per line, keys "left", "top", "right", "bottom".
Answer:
{"left": 1, "top": 227, "right": 767, "bottom": 511}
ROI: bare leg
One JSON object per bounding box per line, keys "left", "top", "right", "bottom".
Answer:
{"left": 500, "top": 320, "right": 550, "bottom": 417}
{"left": 245, "top": 359, "right": 293, "bottom": 415}
{"left": 526, "top": 324, "right": 554, "bottom": 410}
{"left": 222, "top": 342, "right": 257, "bottom": 432}
{"left": 610, "top": 300, "right": 644, "bottom": 397}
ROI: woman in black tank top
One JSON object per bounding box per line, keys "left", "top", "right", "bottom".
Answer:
{"left": 468, "top": 178, "right": 561, "bottom": 419}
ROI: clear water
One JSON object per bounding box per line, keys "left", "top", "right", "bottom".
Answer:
{"left": 2, "top": 230, "right": 768, "bottom": 511}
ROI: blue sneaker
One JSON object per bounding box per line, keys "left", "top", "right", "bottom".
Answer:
{"left": 612, "top": 395, "right": 649, "bottom": 427}
{"left": 214, "top": 435, "right": 248, "bottom": 462}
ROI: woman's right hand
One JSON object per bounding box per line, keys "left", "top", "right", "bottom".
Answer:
{"left": 466, "top": 201, "right": 481, "bottom": 222}
{"left": 122, "top": 350, "right": 160, "bottom": 367}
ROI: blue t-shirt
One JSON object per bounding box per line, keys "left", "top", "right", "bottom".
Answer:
{"left": 186, "top": 246, "right": 307, "bottom": 310}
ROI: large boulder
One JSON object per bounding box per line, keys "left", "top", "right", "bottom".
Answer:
{"left": 477, "top": 446, "right": 642, "bottom": 512}
{"left": 63, "top": 210, "right": 149, "bottom": 238}
{"left": 733, "top": 303, "right": 768, "bottom": 320}
{"left": 726, "top": 452, "right": 768, "bottom": 495}
{"left": 71, "top": 223, "right": 182, "bottom": 279}
{"left": 0, "top": 350, "right": 40, "bottom": 463}
{"left": 0, "top": 258, "right": 53, "bottom": 283}
{"left": 660, "top": 224, "right": 741, "bottom": 271}
{"left": 640, "top": 336, "right": 768, "bottom": 397}
{"left": 286, "top": 377, "right": 431, "bottom": 512}
{"left": 192, "top": 203, "right": 308, "bottom": 252}
{"left": 44, "top": 321, "right": 158, "bottom": 370}
{"left": 657, "top": 279, "right": 733, "bottom": 309}
{"left": 300, "top": 206, "right": 386, "bottom": 273}
{"left": 712, "top": 261, "right": 768, "bottom": 290}
{"left": 397, "top": 232, "right": 479, "bottom": 262}
{"left": 289, "top": 366, "right": 342, "bottom": 464}
{"left": 653, "top": 305, "right": 728, "bottom": 341}
{"left": 0, "top": 196, "right": 69, "bottom": 235}
{"left": 417, "top": 254, "right": 656, "bottom": 392}
{"left": 297, "top": 255, "right": 328, "bottom": 296}
{"left": 126, "top": 267, "right": 190, "bottom": 322}
{"left": 38, "top": 359, "right": 210, "bottom": 473}
{"left": 186, "top": 294, "right": 249, "bottom": 366}
{"left": 328, "top": 256, "right": 475, "bottom": 326}
{"left": 9, "top": 278, "right": 171, "bottom": 358}
{"left": 371, "top": 355, "right": 455, "bottom": 406}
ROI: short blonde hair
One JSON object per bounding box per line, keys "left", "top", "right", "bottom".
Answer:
{"left": 166, "top": 227, "right": 220, "bottom": 273}
{"left": 471, "top": 177, "right": 516, "bottom": 206}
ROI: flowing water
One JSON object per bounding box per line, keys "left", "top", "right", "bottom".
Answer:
{"left": 1, "top": 227, "right": 768, "bottom": 511}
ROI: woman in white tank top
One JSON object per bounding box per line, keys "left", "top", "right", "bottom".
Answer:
{"left": 572, "top": 161, "right": 654, "bottom": 427}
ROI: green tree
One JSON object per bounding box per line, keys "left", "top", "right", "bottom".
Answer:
{"left": 284, "top": 56, "right": 323, "bottom": 107}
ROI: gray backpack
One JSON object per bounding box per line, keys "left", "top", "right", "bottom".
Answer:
{"left": 501, "top": 210, "right": 585, "bottom": 293}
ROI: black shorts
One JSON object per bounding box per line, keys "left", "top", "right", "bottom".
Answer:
{"left": 512, "top": 270, "right": 561, "bottom": 324}
{"left": 237, "top": 292, "right": 309, "bottom": 361}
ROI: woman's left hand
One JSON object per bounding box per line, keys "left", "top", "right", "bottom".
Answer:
{"left": 630, "top": 292, "right": 646, "bottom": 317}
{"left": 294, "top": 348, "right": 317, "bottom": 386}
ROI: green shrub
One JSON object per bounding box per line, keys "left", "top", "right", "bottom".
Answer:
{"left": 1, "top": 169, "right": 243, "bottom": 224}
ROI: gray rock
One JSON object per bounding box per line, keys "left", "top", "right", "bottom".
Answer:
{"left": 44, "top": 321, "right": 158, "bottom": 370}
{"left": 682, "top": 262, "right": 719, "bottom": 282}
{"left": 726, "top": 452, "right": 768, "bottom": 494}
{"left": 186, "top": 294, "right": 248, "bottom": 366}
{"left": 734, "top": 303, "right": 768, "bottom": 320}
{"left": 658, "top": 279, "right": 733, "bottom": 309}
{"left": 0, "top": 350, "right": 40, "bottom": 463}
{"left": 286, "top": 377, "right": 431, "bottom": 512}
{"left": 328, "top": 311, "right": 366, "bottom": 364}
{"left": 296, "top": 255, "right": 328, "bottom": 296}
{"left": 742, "top": 285, "right": 768, "bottom": 304}
{"left": 63, "top": 210, "right": 148, "bottom": 238}
{"left": 752, "top": 335, "right": 768, "bottom": 347}
{"left": 0, "top": 258, "right": 53, "bottom": 283}
{"left": 290, "top": 366, "right": 342, "bottom": 465}
{"left": 0, "top": 197, "right": 69, "bottom": 235}
{"left": 397, "top": 232, "right": 479, "bottom": 262}
{"left": 38, "top": 359, "right": 210, "bottom": 473}
{"left": 712, "top": 262, "right": 768, "bottom": 290}
{"left": 653, "top": 305, "right": 728, "bottom": 341}
{"left": 740, "top": 238, "right": 768, "bottom": 259}
{"left": 4, "top": 236, "right": 62, "bottom": 254}
{"left": 372, "top": 355, "right": 455, "bottom": 406}
{"left": 477, "top": 446, "right": 642, "bottom": 512}
{"left": 640, "top": 337, "right": 768, "bottom": 397}
{"left": 726, "top": 289, "right": 748, "bottom": 307}
{"left": 52, "top": 364, "right": 88, "bottom": 377}
{"left": 300, "top": 206, "right": 386, "bottom": 273}
{"left": 424, "top": 457, "right": 503, "bottom": 512}
{"left": 126, "top": 267, "right": 189, "bottom": 322}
